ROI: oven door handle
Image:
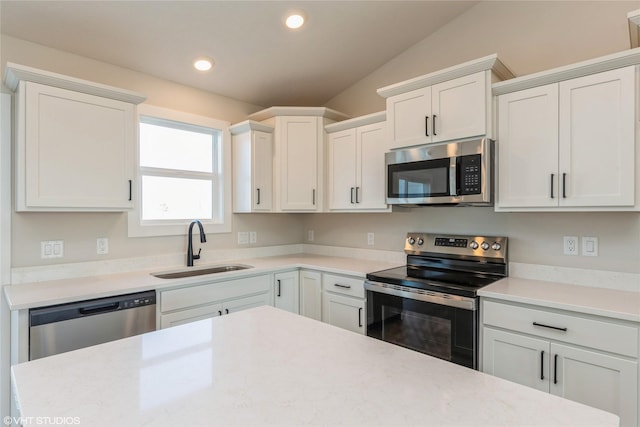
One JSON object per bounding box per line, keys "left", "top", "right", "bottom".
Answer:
{"left": 364, "top": 280, "right": 476, "bottom": 311}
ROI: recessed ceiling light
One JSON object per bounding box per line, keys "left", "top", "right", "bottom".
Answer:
{"left": 193, "top": 57, "right": 214, "bottom": 72}
{"left": 285, "top": 12, "right": 306, "bottom": 29}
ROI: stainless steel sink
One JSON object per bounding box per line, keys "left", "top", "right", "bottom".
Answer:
{"left": 151, "top": 264, "right": 252, "bottom": 279}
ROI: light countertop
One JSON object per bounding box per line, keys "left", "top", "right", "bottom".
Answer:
{"left": 479, "top": 277, "right": 640, "bottom": 323}
{"left": 4, "top": 254, "right": 401, "bottom": 310}
{"left": 11, "top": 305, "right": 618, "bottom": 427}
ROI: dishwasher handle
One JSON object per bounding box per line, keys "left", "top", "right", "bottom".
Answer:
{"left": 79, "top": 302, "right": 120, "bottom": 316}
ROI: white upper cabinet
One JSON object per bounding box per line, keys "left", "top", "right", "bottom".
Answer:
{"left": 6, "top": 63, "right": 145, "bottom": 211}
{"left": 247, "top": 106, "right": 349, "bottom": 212}
{"left": 231, "top": 120, "right": 274, "bottom": 212}
{"left": 494, "top": 50, "right": 640, "bottom": 211}
{"left": 326, "top": 112, "right": 389, "bottom": 211}
{"left": 378, "top": 54, "right": 513, "bottom": 150}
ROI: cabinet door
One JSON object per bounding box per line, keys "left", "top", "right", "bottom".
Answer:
{"left": 223, "top": 293, "right": 271, "bottom": 315}
{"left": 274, "top": 271, "right": 300, "bottom": 314}
{"left": 279, "top": 116, "right": 319, "bottom": 211}
{"left": 497, "top": 84, "right": 559, "bottom": 208}
{"left": 160, "top": 302, "right": 223, "bottom": 329}
{"left": 551, "top": 343, "right": 638, "bottom": 427}
{"left": 431, "top": 71, "right": 487, "bottom": 143}
{"left": 328, "top": 129, "right": 357, "bottom": 210}
{"left": 322, "top": 292, "right": 365, "bottom": 335}
{"left": 558, "top": 67, "right": 635, "bottom": 207}
{"left": 482, "top": 328, "right": 550, "bottom": 393}
{"left": 21, "top": 81, "right": 134, "bottom": 210}
{"left": 386, "top": 87, "right": 431, "bottom": 149}
{"left": 300, "top": 270, "right": 322, "bottom": 321}
{"left": 252, "top": 130, "right": 273, "bottom": 211}
{"left": 356, "top": 121, "right": 388, "bottom": 210}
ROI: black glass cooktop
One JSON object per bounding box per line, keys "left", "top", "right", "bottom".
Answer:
{"left": 366, "top": 265, "right": 502, "bottom": 298}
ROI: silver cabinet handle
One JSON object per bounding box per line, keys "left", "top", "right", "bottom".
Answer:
{"left": 334, "top": 283, "right": 351, "bottom": 289}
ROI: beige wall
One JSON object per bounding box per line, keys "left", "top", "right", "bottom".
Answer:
{"left": 1, "top": 36, "right": 304, "bottom": 268}
{"left": 316, "top": 0, "right": 640, "bottom": 274}
{"left": 325, "top": 1, "right": 636, "bottom": 117}
{"left": 3, "top": 1, "right": 640, "bottom": 274}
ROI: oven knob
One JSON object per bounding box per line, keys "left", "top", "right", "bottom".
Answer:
{"left": 408, "top": 237, "right": 416, "bottom": 245}
{"left": 491, "top": 242, "right": 502, "bottom": 251}
{"left": 481, "top": 242, "right": 490, "bottom": 251}
{"left": 417, "top": 237, "right": 424, "bottom": 246}
{"left": 470, "top": 241, "right": 479, "bottom": 250}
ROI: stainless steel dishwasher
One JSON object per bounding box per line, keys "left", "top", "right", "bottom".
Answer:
{"left": 29, "top": 290, "right": 156, "bottom": 360}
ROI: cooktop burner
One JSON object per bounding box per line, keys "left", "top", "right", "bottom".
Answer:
{"left": 366, "top": 232, "right": 508, "bottom": 298}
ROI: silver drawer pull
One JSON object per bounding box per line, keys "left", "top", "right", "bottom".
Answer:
{"left": 334, "top": 283, "right": 351, "bottom": 289}
{"left": 533, "top": 322, "right": 567, "bottom": 332}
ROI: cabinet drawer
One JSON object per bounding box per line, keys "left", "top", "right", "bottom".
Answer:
{"left": 483, "top": 300, "right": 638, "bottom": 357}
{"left": 161, "top": 275, "right": 271, "bottom": 312}
{"left": 323, "top": 273, "right": 364, "bottom": 298}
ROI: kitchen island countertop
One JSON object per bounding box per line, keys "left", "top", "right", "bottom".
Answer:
{"left": 11, "top": 305, "right": 618, "bottom": 427}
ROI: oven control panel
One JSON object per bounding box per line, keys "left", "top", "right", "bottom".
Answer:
{"left": 405, "top": 233, "right": 507, "bottom": 259}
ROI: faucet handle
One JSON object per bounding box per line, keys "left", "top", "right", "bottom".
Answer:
{"left": 193, "top": 248, "right": 201, "bottom": 260}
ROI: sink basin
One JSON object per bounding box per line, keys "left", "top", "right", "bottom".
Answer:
{"left": 151, "top": 264, "right": 252, "bottom": 279}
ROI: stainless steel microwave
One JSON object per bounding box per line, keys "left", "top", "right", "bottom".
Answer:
{"left": 386, "top": 138, "right": 493, "bottom": 206}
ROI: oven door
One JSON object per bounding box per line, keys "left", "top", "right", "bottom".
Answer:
{"left": 365, "top": 281, "right": 477, "bottom": 369}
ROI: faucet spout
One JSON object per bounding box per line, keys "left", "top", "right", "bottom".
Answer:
{"left": 187, "top": 219, "right": 207, "bottom": 267}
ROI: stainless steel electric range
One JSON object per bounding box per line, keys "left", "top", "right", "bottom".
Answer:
{"left": 365, "top": 232, "right": 508, "bottom": 369}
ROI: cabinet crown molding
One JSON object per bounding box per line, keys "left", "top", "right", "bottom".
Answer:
{"left": 4, "top": 62, "right": 146, "bottom": 104}
{"left": 247, "top": 106, "right": 350, "bottom": 122}
{"left": 325, "top": 111, "right": 386, "bottom": 133}
{"left": 230, "top": 120, "right": 274, "bottom": 134}
{"left": 492, "top": 48, "right": 640, "bottom": 95}
{"left": 377, "top": 54, "right": 514, "bottom": 98}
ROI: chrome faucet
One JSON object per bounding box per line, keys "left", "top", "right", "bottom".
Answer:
{"left": 187, "top": 219, "right": 206, "bottom": 267}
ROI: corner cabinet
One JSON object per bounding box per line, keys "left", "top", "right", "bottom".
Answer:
{"left": 494, "top": 51, "right": 640, "bottom": 212}
{"left": 247, "top": 107, "right": 350, "bottom": 212}
{"left": 231, "top": 120, "right": 274, "bottom": 212}
{"left": 481, "top": 299, "right": 639, "bottom": 427}
{"left": 5, "top": 62, "right": 146, "bottom": 211}
{"left": 273, "top": 270, "right": 299, "bottom": 314}
{"left": 377, "top": 54, "right": 514, "bottom": 150}
{"left": 326, "top": 112, "right": 390, "bottom": 211}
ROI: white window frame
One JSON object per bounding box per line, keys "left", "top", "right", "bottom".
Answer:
{"left": 128, "top": 104, "right": 232, "bottom": 237}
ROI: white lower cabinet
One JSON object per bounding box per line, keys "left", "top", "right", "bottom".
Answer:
{"left": 159, "top": 274, "right": 272, "bottom": 329}
{"left": 482, "top": 299, "right": 639, "bottom": 427}
{"left": 300, "top": 270, "right": 322, "bottom": 321}
{"left": 322, "top": 273, "right": 365, "bottom": 334}
{"left": 274, "top": 271, "right": 299, "bottom": 314}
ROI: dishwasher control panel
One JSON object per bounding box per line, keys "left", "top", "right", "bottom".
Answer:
{"left": 123, "top": 294, "right": 156, "bottom": 308}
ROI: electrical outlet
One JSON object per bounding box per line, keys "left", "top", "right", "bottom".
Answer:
{"left": 308, "top": 230, "right": 314, "bottom": 242}
{"left": 238, "top": 231, "right": 249, "bottom": 245}
{"left": 41, "top": 240, "right": 64, "bottom": 259}
{"left": 96, "top": 237, "right": 109, "bottom": 255}
{"left": 582, "top": 236, "right": 598, "bottom": 256}
{"left": 249, "top": 231, "right": 257, "bottom": 244}
{"left": 563, "top": 236, "right": 578, "bottom": 256}
{"left": 367, "top": 232, "right": 375, "bottom": 246}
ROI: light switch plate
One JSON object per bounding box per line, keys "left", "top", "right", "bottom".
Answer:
{"left": 582, "top": 236, "right": 598, "bottom": 256}
{"left": 41, "top": 240, "right": 64, "bottom": 259}
{"left": 238, "top": 232, "right": 249, "bottom": 245}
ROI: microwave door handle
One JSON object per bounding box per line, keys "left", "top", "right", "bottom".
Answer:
{"left": 449, "top": 157, "right": 457, "bottom": 196}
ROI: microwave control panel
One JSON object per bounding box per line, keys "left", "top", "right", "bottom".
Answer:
{"left": 458, "top": 154, "right": 481, "bottom": 195}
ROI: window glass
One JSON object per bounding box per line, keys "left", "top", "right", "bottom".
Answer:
{"left": 128, "top": 105, "right": 231, "bottom": 238}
